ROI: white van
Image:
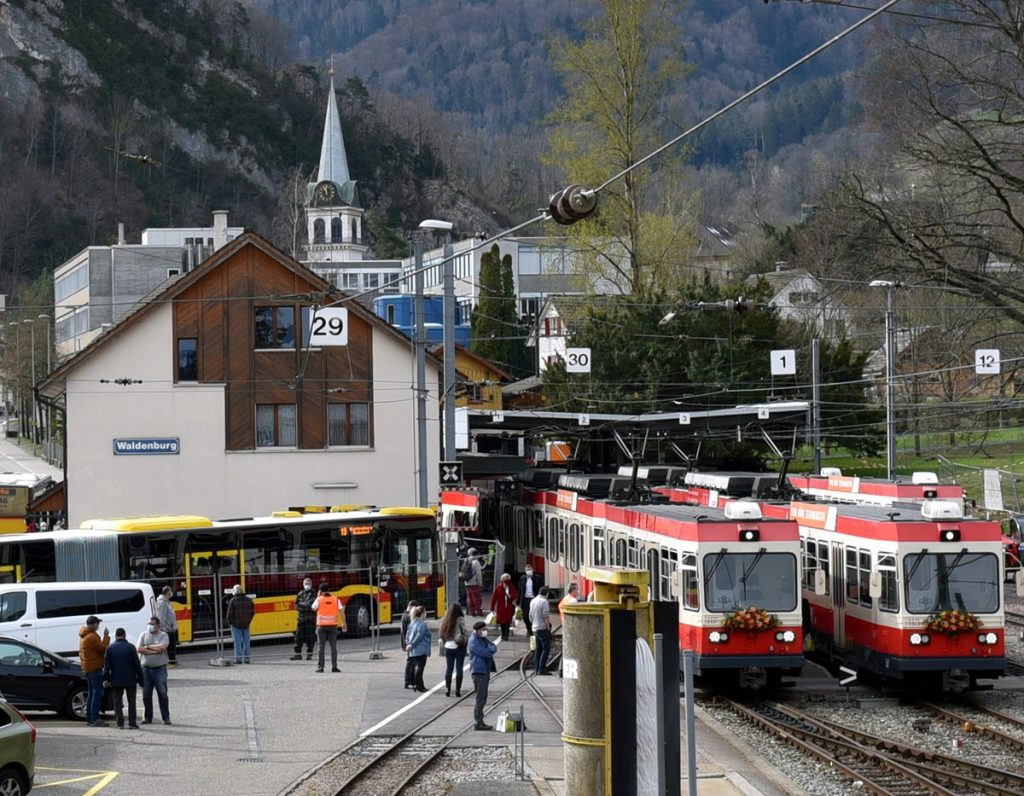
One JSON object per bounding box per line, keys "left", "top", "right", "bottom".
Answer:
{"left": 0, "top": 582, "right": 155, "bottom": 656}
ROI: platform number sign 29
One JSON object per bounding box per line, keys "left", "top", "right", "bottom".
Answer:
{"left": 770, "top": 349, "right": 796, "bottom": 376}
{"left": 565, "top": 347, "right": 592, "bottom": 374}
{"left": 308, "top": 308, "right": 349, "bottom": 346}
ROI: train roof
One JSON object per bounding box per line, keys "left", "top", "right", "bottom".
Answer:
{"left": 789, "top": 499, "right": 1002, "bottom": 542}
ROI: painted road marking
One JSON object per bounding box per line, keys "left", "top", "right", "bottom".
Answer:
{"left": 34, "top": 767, "right": 118, "bottom": 795}
{"left": 359, "top": 637, "right": 504, "bottom": 737}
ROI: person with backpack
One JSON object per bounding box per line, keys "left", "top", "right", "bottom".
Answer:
{"left": 464, "top": 548, "right": 484, "bottom": 616}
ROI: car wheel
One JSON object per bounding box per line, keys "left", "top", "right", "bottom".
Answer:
{"left": 64, "top": 684, "right": 88, "bottom": 720}
{"left": 344, "top": 597, "right": 371, "bottom": 638}
{"left": 0, "top": 766, "right": 29, "bottom": 796}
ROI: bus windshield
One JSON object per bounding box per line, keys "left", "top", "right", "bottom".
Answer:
{"left": 903, "top": 552, "right": 999, "bottom": 614}
{"left": 703, "top": 552, "right": 797, "bottom": 613}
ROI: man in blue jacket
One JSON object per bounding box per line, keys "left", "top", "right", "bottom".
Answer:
{"left": 468, "top": 620, "right": 497, "bottom": 731}
{"left": 103, "top": 627, "right": 144, "bottom": 729}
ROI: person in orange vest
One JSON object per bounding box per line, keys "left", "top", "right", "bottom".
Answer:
{"left": 558, "top": 582, "right": 579, "bottom": 625}
{"left": 312, "top": 582, "right": 346, "bottom": 673}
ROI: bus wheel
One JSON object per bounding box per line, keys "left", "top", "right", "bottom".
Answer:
{"left": 345, "top": 597, "right": 371, "bottom": 638}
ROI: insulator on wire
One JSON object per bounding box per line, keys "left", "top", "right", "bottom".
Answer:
{"left": 547, "top": 184, "right": 597, "bottom": 225}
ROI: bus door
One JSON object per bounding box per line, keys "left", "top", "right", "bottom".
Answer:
{"left": 385, "top": 530, "right": 437, "bottom": 614}
{"left": 831, "top": 542, "right": 846, "bottom": 649}
{"left": 187, "top": 548, "right": 241, "bottom": 638}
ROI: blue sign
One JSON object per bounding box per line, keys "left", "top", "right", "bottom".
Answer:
{"left": 113, "top": 438, "right": 180, "bottom": 455}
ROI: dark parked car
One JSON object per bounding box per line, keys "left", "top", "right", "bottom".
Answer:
{"left": 0, "top": 635, "right": 103, "bottom": 720}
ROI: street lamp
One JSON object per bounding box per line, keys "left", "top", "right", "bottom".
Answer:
{"left": 22, "top": 319, "right": 36, "bottom": 444}
{"left": 869, "top": 280, "right": 898, "bottom": 480}
{"left": 418, "top": 219, "right": 455, "bottom": 463}
{"left": 37, "top": 314, "right": 51, "bottom": 454}
{"left": 37, "top": 314, "right": 51, "bottom": 374}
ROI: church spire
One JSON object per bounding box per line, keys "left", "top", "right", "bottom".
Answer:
{"left": 317, "top": 68, "right": 350, "bottom": 185}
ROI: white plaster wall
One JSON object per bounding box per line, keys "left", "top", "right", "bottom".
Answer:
{"left": 66, "top": 304, "right": 440, "bottom": 526}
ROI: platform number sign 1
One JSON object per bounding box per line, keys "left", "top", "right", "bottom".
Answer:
{"left": 565, "top": 347, "right": 592, "bottom": 374}
{"left": 770, "top": 349, "right": 796, "bottom": 376}
{"left": 975, "top": 349, "right": 1000, "bottom": 374}
{"left": 308, "top": 307, "right": 349, "bottom": 346}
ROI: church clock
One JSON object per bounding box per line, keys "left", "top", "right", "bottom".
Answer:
{"left": 316, "top": 182, "right": 337, "bottom": 204}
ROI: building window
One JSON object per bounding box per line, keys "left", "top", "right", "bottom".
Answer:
{"left": 55, "top": 264, "right": 88, "bottom": 302}
{"left": 256, "top": 404, "right": 296, "bottom": 447}
{"left": 167, "top": 268, "right": 181, "bottom": 278}
{"left": 331, "top": 217, "right": 342, "bottom": 243}
{"left": 313, "top": 219, "right": 325, "bottom": 244}
{"left": 350, "top": 219, "right": 357, "bottom": 242}
{"left": 467, "top": 382, "right": 483, "bottom": 403}
{"left": 343, "top": 273, "right": 359, "bottom": 290}
{"left": 55, "top": 307, "right": 89, "bottom": 343}
{"left": 328, "top": 402, "right": 369, "bottom": 446}
{"left": 177, "top": 338, "right": 197, "bottom": 381}
{"left": 366, "top": 273, "right": 380, "bottom": 288}
{"left": 254, "top": 306, "right": 295, "bottom": 349}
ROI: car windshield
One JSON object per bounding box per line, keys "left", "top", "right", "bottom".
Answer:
{"left": 703, "top": 551, "right": 797, "bottom": 612}
{"left": 903, "top": 552, "right": 999, "bottom": 614}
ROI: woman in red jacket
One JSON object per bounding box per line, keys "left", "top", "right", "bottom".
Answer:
{"left": 489, "top": 573, "right": 518, "bottom": 641}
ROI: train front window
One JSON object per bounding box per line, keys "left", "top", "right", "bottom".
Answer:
{"left": 903, "top": 551, "right": 999, "bottom": 614}
{"left": 703, "top": 551, "right": 797, "bottom": 612}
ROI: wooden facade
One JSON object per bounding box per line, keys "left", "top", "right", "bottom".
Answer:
{"left": 171, "top": 239, "right": 376, "bottom": 450}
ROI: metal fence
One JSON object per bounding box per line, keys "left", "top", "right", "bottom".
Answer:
{"left": 936, "top": 455, "right": 1024, "bottom": 516}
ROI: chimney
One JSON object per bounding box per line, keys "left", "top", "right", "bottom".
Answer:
{"left": 775, "top": 260, "right": 787, "bottom": 273}
{"left": 117, "top": 223, "right": 125, "bottom": 245}
{"left": 212, "top": 210, "right": 229, "bottom": 250}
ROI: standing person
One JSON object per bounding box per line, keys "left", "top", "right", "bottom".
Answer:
{"left": 400, "top": 600, "right": 420, "bottom": 689}
{"left": 404, "top": 606, "right": 431, "bottom": 693}
{"left": 558, "top": 582, "right": 579, "bottom": 625}
{"left": 439, "top": 603, "right": 469, "bottom": 697}
{"left": 156, "top": 586, "right": 180, "bottom": 665}
{"left": 489, "top": 573, "right": 518, "bottom": 641}
{"left": 517, "top": 564, "right": 542, "bottom": 636}
{"left": 312, "top": 582, "right": 345, "bottom": 673}
{"left": 137, "top": 616, "right": 171, "bottom": 725}
{"left": 468, "top": 620, "right": 497, "bottom": 731}
{"left": 226, "top": 584, "right": 254, "bottom": 664}
{"left": 290, "top": 578, "right": 317, "bottom": 661}
{"left": 103, "top": 627, "right": 144, "bottom": 729}
{"left": 465, "top": 548, "right": 484, "bottom": 616}
{"left": 529, "top": 587, "right": 552, "bottom": 676}
{"left": 39, "top": 518, "right": 48, "bottom": 532}
{"left": 78, "top": 615, "right": 110, "bottom": 726}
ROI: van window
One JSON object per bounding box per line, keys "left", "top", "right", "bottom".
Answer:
{"left": 37, "top": 589, "right": 95, "bottom": 619}
{"left": 95, "top": 589, "right": 146, "bottom": 615}
{"left": 0, "top": 591, "right": 27, "bottom": 622}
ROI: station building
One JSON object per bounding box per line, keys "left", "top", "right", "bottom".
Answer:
{"left": 39, "top": 233, "right": 441, "bottom": 527}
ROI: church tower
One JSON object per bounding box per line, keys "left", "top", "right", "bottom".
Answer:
{"left": 306, "top": 70, "right": 367, "bottom": 262}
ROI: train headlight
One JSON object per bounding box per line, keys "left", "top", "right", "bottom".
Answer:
{"left": 709, "top": 631, "right": 728, "bottom": 643}
{"left": 774, "top": 630, "right": 796, "bottom": 643}
{"left": 910, "top": 632, "right": 930, "bottom": 645}
{"left": 977, "top": 632, "right": 998, "bottom": 645}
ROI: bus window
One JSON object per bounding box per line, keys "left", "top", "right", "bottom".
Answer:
{"left": 300, "top": 530, "right": 350, "bottom": 573}
{"left": 21, "top": 541, "right": 56, "bottom": 582}
{"left": 242, "top": 529, "right": 295, "bottom": 598}
{"left": 121, "top": 535, "right": 180, "bottom": 590}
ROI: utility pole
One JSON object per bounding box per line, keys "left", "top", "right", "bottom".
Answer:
{"left": 812, "top": 338, "right": 821, "bottom": 473}
{"left": 442, "top": 233, "right": 455, "bottom": 462}
{"left": 413, "top": 237, "right": 428, "bottom": 507}
{"left": 870, "top": 280, "right": 898, "bottom": 480}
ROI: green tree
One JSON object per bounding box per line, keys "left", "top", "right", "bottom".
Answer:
{"left": 471, "top": 244, "right": 524, "bottom": 374}
{"left": 544, "top": 0, "right": 695, "bottom": 300}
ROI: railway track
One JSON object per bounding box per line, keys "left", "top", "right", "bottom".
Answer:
{"left": 917, "top": 699, "right": 1024, "bottom": 754}
{"left": 720, "top": 697, "right": 1024, "bottom": 795}
{"left": 288, "top": 637, "right": 563, "bottom": 796}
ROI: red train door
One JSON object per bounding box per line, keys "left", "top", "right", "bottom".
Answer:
{"left": 831, "top": 542, "right": 846, "bottom": 649}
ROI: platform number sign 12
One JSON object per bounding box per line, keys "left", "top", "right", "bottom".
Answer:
{"left": 770, "top": 349, "right": 796, "bottom": 376}
{"left": 975, "top": 349, "right": 1000, "bottom": 374}
{"left": 308, "top": 307, "right": 349, "bottom": 346}
{"left": 565, "top": 347, "right": 592, "bottom": 374}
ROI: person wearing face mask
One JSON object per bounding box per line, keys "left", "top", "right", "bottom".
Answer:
{"left": 517, "top": 564, "right": 543, "bottom": 636}
{"left": 137, "top": 616, "right": 172, "bottom": 725}
{"left": 291, "top": 578, "right": 317, "bottom": 661}
{"left": 468, "top": 620, "right": 497, "bottom": 731}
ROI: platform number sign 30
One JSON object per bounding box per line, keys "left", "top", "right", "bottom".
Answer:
{"left": 770, "top": 349, "right": 796, "bottom": 376}
{"left": 565, "top": 347, "right": 592, "bottom": 374}
{"left": 308, "top": 308, "right": 349, "bottom": 347}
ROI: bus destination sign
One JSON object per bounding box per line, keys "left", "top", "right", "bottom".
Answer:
{"left": 113, "top": 437, "right": 181, "bottom": 455}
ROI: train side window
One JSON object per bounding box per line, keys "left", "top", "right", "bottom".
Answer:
{"left": 802, "top": 540, "right": 813, "bottom": 588}
{"left": 662, "top": 550, "right": 679, "bottom": 600}
{"left": 615, "top": 538, "right": 627, "bottom": 567}
{"left": 816, "top": 543, "right": 829, "bottom": 596}
{"left": 647, "top": 548, "right": 661, "bottom": 600}
{"left": 514, "top": 507, "right": 528, "bottom": 551}
{"left": 878, "top": 553, "right": 898, "bottom": 612}
{"left": 859, "top": 550, "right": 873, "bottom": 606}
{"left": 558, "top": 518, "right": 567, "bottom": 562}
{"left": 845, "top": 548, "right": 859, "bottom": 604}
{"left": 592, "top": 525, "right": 606, "bottom": 566}
{"left": 546, "top": 517, "right": 559, "bottom": 562}
{"left": 681, "top": 554, "right": 698, "bottom": 610}
{"left": 627, "top": 539, "right": 639, "bottom": 569}
{"left": 568, "top": 523, "right": 582, "bottom": 572}
{"left": 533, "top": 510, "right": 545, "bottom": 548}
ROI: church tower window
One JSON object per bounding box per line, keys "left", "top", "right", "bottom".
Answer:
{"left": 313, "top": 218, "right": 325, "bottom": 244}
{"left": 331, "top": 217, "right": 343, "bottom": 243}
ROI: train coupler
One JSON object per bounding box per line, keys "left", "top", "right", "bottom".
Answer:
{"left": 739, "top": 666, "right": 767, "bottom": 689}
{"left": 942, "top": 668, "right": 969, "bottom": 693}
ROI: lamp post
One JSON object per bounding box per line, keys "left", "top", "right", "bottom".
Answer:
{"left": 37, "top": 314, "right": 51, "bottom": 454}
{"left": 22, "top": 319, "right": 37, "bottom": 445}
{"left": 37, "top": 314, "right": 51, "bottom": 374}
{"left": 869, "top": 280, "right": 898, "bottom": 480}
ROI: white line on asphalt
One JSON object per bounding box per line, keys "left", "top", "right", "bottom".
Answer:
{"left": 359, "top": 636, "right": 505, "bottom": 737}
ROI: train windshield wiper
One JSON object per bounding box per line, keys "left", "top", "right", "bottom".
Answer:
{"left": 740, "top": 548, "right": 766, "bottom": 585}
{"left": 906, "top": 549, "right": 929, "bottom": 585}
{"left": 704, "top": 548, "right": 728, "bottom": 586}
{"left": 937, "top": 549, "right": 969, "bottom": 584}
